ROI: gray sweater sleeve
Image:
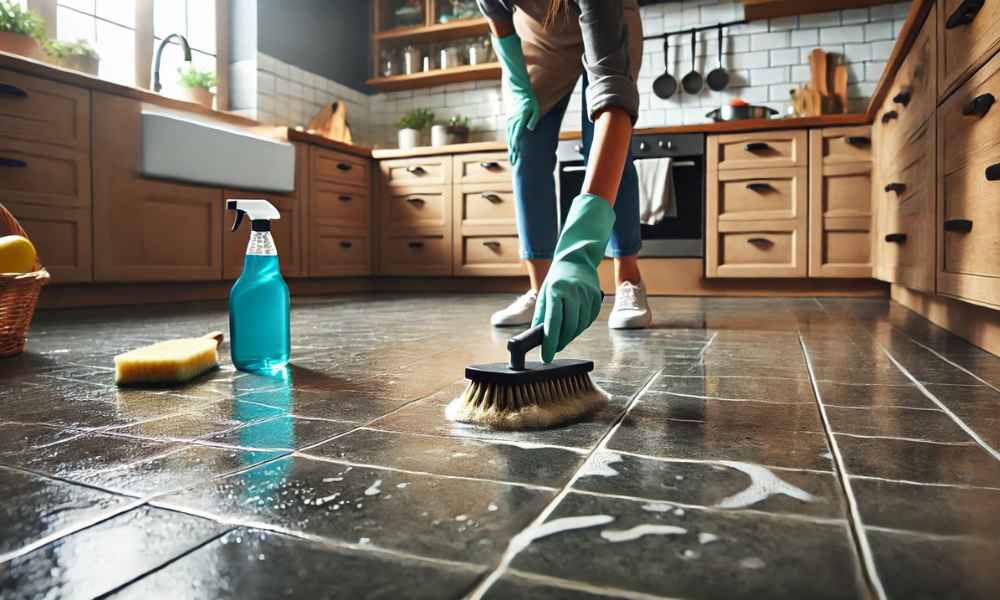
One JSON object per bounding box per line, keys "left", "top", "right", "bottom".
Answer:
{"left": 574, "top": 0, "right": 639, "bottom": 123}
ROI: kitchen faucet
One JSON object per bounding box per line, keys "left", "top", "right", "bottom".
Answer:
{"left": 152, "top": 33, "right": 192, "bottom": 92}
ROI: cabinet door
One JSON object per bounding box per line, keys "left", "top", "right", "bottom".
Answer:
{"left": 809, "top": 129, "right": 873, "bottom": 278}
{"left": 222, "top": 191, "right": 305, "bottom": 279}
{"left": 709, "top": 220, "right": 807, "bottom": 278}
{"left": 312, "top": 227, "right": 371, "bottom": 277}
{"left": 3, "top": 202, "right": 91, "bottom": 283}
{"left": 92, "top": 93, "right": 223, "bottom": 282}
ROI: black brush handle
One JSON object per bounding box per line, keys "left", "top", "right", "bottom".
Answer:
{"left": 508, "top": 324, "right": 544, "bottom": 371}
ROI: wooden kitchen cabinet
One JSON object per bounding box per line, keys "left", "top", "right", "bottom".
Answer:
{"left": 938, "top": 0, "right": 1000, "bottom": 97}
{"left": 92, "top": 93, "right": 223, "bottom": 282}
{"left": 809, "top": 127, "right": 873, "bottom": 278}
{"left": 307, "top": 145, "right": 372, "bottom": 277}
{"left": 223, "top": 190, "right": 305, "bottom": 279}
{"left": 2, "top": 203, "right": 91, "bottom": 283}
{"left": 0, "top": 68, "right": 90, "bottom": 151}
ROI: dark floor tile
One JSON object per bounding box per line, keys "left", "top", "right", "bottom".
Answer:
{"left": 106, "top": 410, "right": 247, "bottom": 442}
{"left": 111, "top": 528, "right": 484, "bottom": 600}
{"left": 815, "top": 381, "right": 938, "bottom": 409}
{"left": 1, "top": 433, "right": 179, "bottom": 482}
{"left": 157, "top": 455, "right": 554, "bottom": 565}
{"left": 867, "top": 528, "right": 1000, "bottom": 600}
{"left": 836, "top": 435, "right": 1000, "bottom": 487}
{"left": 484, "top": 572, "right": 629, "bottom": 600}
{"left": 651, "top": 375, "right": 818, "bottom": 404}
{"left": 824, "top": 406, "right": 971, "bottom": 443}
{"left": 509, "top": 491, "right": 865, "bottom": 600}
{"left": 633, "top": 391, "right": 824, "bottom": 432}
{"left": 0, "top": 423, "right": 82, "bottom": 455}
{"left": 372, "top": 381, "right": 628, "bottom": 450}
{"left": 79, "top": 445, "right": 285, "bottom": 497}
{"left": 852, "top": 476, "right": 1000, "bottom": 538}
{"left": 923, "top": 384, "right": 1000, "bottom": 448}
{"left": 0, "top": 466, "right": 132, "bottom": 557}
{"left": 810, "top": 364, "right": 912, "bottom": 385}
{"left": 684, "top": 360, "right": 810, "bottom": 380}
{"left": 306, "top": 428, "right": 583, "bottom": 488}
{"left": 204, "top": 415, "right": 355, "bottom": 450}
{"left": 0, "top": 506, "right": 227, "bottom": 600}
{"left": 573, "top": 450, "right": 844, "bottom": 519}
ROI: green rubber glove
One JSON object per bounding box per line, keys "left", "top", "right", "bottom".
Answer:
{"left": 494, "top": 32, "right": 541, "bottom": 166}
{"left": 532, "top": 193, "right": 616, "bottom": 363}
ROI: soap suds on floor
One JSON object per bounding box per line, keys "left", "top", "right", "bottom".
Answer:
{"left": 641, "top": 502, "right": 675, "bottom": 513}
{"left": 601, "top": 524, "right": 687, "bottom": 543}
{"left": 715, "top": 461, "right": 818, "bottom": 509}
{"left": 740, "top": 557, "right": 766, "bottom": 569}
{"left": 580, "top": 451, "right": 624, "bottom": 478}
{"left": 488, "top": 503, "right": 499, "bottom": 512}
{"left": 510, "top": 515, "right": 615, "bottom": 554}
{"left": 698, "top": 532, "right": 719, "bottom": 544}
{"left": 364, "top": 479, "right": 382, "bottom": 496}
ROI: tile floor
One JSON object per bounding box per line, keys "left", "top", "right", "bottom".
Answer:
{"left": 1, "top": 294, "right": 998, "bottom": 599}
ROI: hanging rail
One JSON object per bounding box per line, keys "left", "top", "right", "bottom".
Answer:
{"left": 642, "top": 19, "right": 749, "bottom": 41}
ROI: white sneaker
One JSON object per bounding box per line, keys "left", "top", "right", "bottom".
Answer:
{"left": 491, "top": 290, "right": 537, "bottom": 327}
{"left": 608, "top": 281, "right": 652, "bottom": 329}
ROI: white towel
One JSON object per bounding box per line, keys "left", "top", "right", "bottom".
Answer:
{"left": 635, "top": 157, "right": 677, "bottom": 225}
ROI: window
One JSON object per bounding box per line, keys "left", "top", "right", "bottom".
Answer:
{"left": 152, "top": 0, "right": 216, "bottom": 96}
{"left": 56, "top": 0, "right": 136, "bottom": 85}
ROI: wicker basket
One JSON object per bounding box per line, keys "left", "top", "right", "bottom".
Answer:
{"left": 0, "top": 203, "right": 50, "bottom": 357}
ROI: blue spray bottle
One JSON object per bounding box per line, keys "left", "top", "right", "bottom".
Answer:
{"left": 227, "top": 199, "right": 290, "bottom": 373}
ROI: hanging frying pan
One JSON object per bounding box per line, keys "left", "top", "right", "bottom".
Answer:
{"left": 652, "top": 35, "right": 677, "bottom": 99}
{"left": 706, "top": 25, "right": 729, "bottom": 91}
{"left": 681, "top": 30, "right": 703, "bottom": 95}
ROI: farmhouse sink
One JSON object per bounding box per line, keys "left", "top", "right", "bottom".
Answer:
{"left": 140, "top": 110, "right": 295, "bottom": 193}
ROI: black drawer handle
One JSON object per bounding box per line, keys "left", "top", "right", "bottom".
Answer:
{"left": 892, "top": 89, "right": 912, "bottom": 106}
{"left": 885, "top": 233, "right": 907, "bottom": 244}
{"left": 336, "top": 162, "right": 352, "bottom": 172}
{"left": 884, "top": 182, "right": 906, "bottom": 194}
{"left": 405, "top": 197, "right": 426, "bottom": 206}
{"left": 481, "top": 193, "right": 503, "bottom": 203}
{"left": 846, "top": 136, "right": 870, "bottom": 146}
{"left": 746, "top": 182, "right": 772, "bottom": 192}
{"left": 0, "top": 157, "right": 27, "bottom": 168}
{"left": 943, "top": 219, "right": 973, "bottom": 233}
{"left": 0, "top": 83, "right": 28, "bottom": 98}
{"left": 962, "top": 93, "right": 996, "bottom": 118}
{"left": 746, "top": 237, "right": 773, "bottom": 246}
{"left": 338, "top": 194, "right": 352, "bottom": 202}
{"left": 881, "top": 110, "right": 899, "bottom": 124}
{"left": 407, "top": 241, "right": 424, "bottom": 249}
{"left": 339, "top": 241, "right": 353, "bottom": 249}
{"left": 482, "top": 240, "right": 502, "bottom": 249}
{"left": 946, "top": 0, "right": 985, "bottom": 29}
{"left": 985, "top": 163, "right": 1000, "bottom": 180}
{"left": 744, "top": 142, "right": 770, "bottom": 152}
{"left": 405, "top": 165, "right": 427, "bottom": 175}
{"left": 479, "top": 161, "right": 501, "bottom": 170}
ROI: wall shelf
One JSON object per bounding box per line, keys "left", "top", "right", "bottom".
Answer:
{"left": 375, "top": 18, "right": 489, "bottom": 43}
{"left": 367, "top": 63, "right": 500, "bottom": 92}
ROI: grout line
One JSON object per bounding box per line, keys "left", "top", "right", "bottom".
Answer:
{"left": 505, "top": 568, "right": 684, "bottom": 600}
{"left": 608, "top": 449, "right": 835, "bottom": 475}
{"left": 863, "top": 524, "right": 1000, "bottom": 545}
{"left": 355, "top": 427, "right": 590, "bottom": 455}
{"left": 832, "top": 432, "right": 976, "bottom": 446}
{"left": 654, "top": 390, "right": 815, "bottom": 406}
{"left": 877, "top": 350, "right": 1000, "bottom": 461}
{"left": 822, "top": 404, "right": 944, "bottom": 412}
{"left": 799, "top": 335, "right": 888, "bottom": 600}
{"left": 848, "top": 474, "right": 1000, "bottom": 492}
{"left": 889, "top": 328, "right": 1000, "bottom": 394}
{"left": 465, "top": 368, "right": 662, "bottom": 600}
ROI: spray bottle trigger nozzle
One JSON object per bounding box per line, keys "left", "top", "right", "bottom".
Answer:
{"left": 227, "top": 200, "right": 246, "bottom": 232}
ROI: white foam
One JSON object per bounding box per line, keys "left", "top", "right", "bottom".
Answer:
{"left": 322, "top": 477, "right": 343, "bottom": 482}
{"left": 600, "top": 524, "right": 687, "bottom": 543}
{"left": 580, "top": 451, "right": 623, "bottom": 478}
{"left": 508, "top": 515, "right": 614, "bottom": 554}
{"left": 488, "top": 503, "right": 499, "bottom": 512}
{"left": 715, "top": 462, "right": 818, "bottom": 509}
{"left": 698, "top": 532, "right": 719, "bottom": 545}
{"left": 640, "top": 502, "right": 674, "bottom": 513}
{"left": 740, "top": 557, "right": 766, "bottom": 570}
{"left": 364, "top": 479, "right": 382, "bottom": 496}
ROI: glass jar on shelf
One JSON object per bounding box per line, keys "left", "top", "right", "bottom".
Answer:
{"left": 468, "top": 36, "right": 494, "bottom": 65}
{"left": 439, "top": 43, "right": 464, "bottom": 70}
{"left": 422, "top": 44, "right": 438, "bottom": 72}
{"left": 380, "top": 47, "right": 400, "bottom": 78}
{"left": 436, "top": 0, "right": 479, "bottom": 23}
{"left": 402, "top": 45, "right": 422, "bottom": 75}
{"left": 390, "top": 0, "right": 425, "bottom": 28}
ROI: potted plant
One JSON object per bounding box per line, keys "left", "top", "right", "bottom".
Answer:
{"left": 45, "top": 39, "right": 99, "bottom": 75}
{"left": 176, "top": 65, "right": 217, "bottom": 109}
{"left": 397, "top": 108, "right": 434, "bottom": 150}
{"left": 0, "top": 1, "right": 46, "bottom": 61}
{"left": 431, "top": 115, "right": 470, "bottom": 147}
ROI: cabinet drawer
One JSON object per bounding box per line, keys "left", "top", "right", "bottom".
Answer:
{"left": 455, "top": 235, "right": 522, "bottom": 277}
{"left": 381, "top": 156, "right": 451, "bottom": 186}
{"left": 0, "top": 69, "right": 90, "bottom": 151}
{"left": 886, "top": 10, "right": 936, "bottom": 143}
{"left": 312, "top": 229, "right": 370, "bottom": 277}
{"left": 813, "top": 127, "right": 872, "bottom": 165}
{"left": 4, "top": 202, "right": 91, "bottom": 283}
{"left": 808, "top": 161, "right": 873, "bottom": 278}
{"left": 457, "top": 185, "right": 516, "bottom": 227}
{"left": 454, "top": 152, "right": 512, "bottom": 184}
{"left": 383, "top": 186, "right": 450, "bottom": 233}
{"left": 710, "top": 220, "right": 806, "bottom": 278}
{"left": 939, "top": 0, "right": 1000, "bottom": 95}
{"left": 715, "top": 167, "right": 807, "bottom": 221}
{"left": 312, "top": 182, "right": 369, "bottom": 228}
{"left": 312, "top": 148, "right": 370, "bottom": 189}
{"left": 380, "top": 235, "right": 451, "bottom": 276}
{"left": 0, "top": 138, "right": 90, "bottom": 208}
{"left": 878, "top": 121, "right": 932, "bottom": 209}
{"left": 709, "top": 130, "right": 807, "bottom": 170}
{"left": 939, "top": 49, "right": 1000, "bottom": 176}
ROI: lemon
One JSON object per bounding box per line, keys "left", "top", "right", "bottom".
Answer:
{"left": 0, "top": 235, "right": 37, "bottom": 273}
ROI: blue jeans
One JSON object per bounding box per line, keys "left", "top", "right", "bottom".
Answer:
{"left": 511, "top": 76, "right": 641, "bottom": 260}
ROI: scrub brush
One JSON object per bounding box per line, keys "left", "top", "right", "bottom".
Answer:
{"left": 114, "top": 331, "right": 224, "bottom": 386}
{"left": 446, "top": 325, "right": 608, "bottom": 430}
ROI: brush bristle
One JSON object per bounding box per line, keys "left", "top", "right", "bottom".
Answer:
{"left": 445, "top": 373, "right": 609, "bottom": 430}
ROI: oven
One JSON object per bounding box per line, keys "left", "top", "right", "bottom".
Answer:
{"left": 556, "top": 133, "right": 705, "bottom": 257}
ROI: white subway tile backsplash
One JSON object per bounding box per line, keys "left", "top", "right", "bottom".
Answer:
{"left": 841, "top": 8, "right": 870, "bottom": 24}
{"left": 790, "top": 28, "right": 819, "bottom": 47}
{"left": 750, "top": 31, "right": 790, "bottom": 51}
{"left": 798, "top": 11, "right": 841, "bottom": 28}
{"left": 843, "top": 43, "right": 873, "bottom": 62}
{"left": 864, "top": 21, "right": 893, "bottom": 41}
{"left": 769, "top": 48, "right": 800, "bottom": 66}
{"left": 753, "top": 66, "right": 789, "bottom": 86}
{"left": 870, "top": 40, "right": 894, "bottom": 60}
{"left": 821, "top": 25, "right": 865, "bottom": 44}
{"left": 768, "top": 16, "right": 798, "bottom": 31}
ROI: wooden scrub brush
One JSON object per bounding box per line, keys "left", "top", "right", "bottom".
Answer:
{"left": 446, "top": 325, "right": 609, "bottom": 430}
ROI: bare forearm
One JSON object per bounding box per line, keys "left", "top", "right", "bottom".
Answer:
{"left": 582, "top": 107, "right": 632, "bottom": 205}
